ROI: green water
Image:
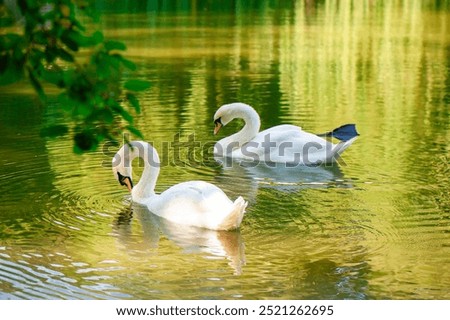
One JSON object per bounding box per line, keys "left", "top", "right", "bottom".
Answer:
{"left": 0, "top": 1, "right": 449, "bottom": 299}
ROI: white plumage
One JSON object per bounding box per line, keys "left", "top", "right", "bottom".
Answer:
{"left": 112, "top": 141, "right": 247, "bottom": 231}
{"left": 213, "top": 102, "right": 358, "bottom": 165}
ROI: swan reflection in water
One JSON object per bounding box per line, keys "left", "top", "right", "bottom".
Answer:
{"left": 113, "top": 203, "right": 246, "bottom": 275}
{"left": 215, "top": 155, "right": 351, "bottom": 197}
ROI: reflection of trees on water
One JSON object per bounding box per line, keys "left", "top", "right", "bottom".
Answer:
{"left": 0, "top": 95, "right": 56, "bottom": 222}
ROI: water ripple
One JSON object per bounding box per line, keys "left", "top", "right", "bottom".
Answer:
{"left": 0, "top": 256, "right": 120, "bottom": 299}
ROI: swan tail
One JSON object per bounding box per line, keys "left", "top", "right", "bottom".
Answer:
{"left": 218, "top": 196, "right": 247, "bottom": 231}
{"left": 326, "top": 136, "right": 358, "bottom": 163}
{"left": 317, "top": 124, "right": 359, "bottom": 142}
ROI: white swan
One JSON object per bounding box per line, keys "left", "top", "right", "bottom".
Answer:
{"left": 112, "top": 141, "right": 247, "bottom": 231}
{"left": 213, "top": 102, "right": 359, "bottom": 165}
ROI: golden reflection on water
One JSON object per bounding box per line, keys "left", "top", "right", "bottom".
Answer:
{"left": 1, "top": 1, "right": 449, "bottom": 299}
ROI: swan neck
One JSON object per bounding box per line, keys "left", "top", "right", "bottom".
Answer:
{"left": 235, "top": 106, "right": 260, "bottom": 144}
{"left": 131, "top": 143, "right": 160, "bottom": 200}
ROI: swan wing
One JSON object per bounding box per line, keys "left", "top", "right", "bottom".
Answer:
{"left": 146, "top": 181, "right": 246, "bottom": 230}
{"left": 232, "top": 125, "right": 331, "bottom": 164}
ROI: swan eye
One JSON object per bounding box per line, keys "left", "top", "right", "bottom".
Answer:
{"left": 214, "top": 117, "right": 222, "bottom": 125}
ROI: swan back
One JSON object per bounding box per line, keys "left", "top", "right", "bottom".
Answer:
{"left": 145, "top": 181, "right": 247, "bottom": 230}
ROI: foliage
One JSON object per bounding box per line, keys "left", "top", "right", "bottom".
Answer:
{"left": 0, "top": 0, "right": 150, "bottom": 153}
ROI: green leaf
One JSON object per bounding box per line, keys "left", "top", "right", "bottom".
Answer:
{"left": 41, "top": 69, "right": 64, "bottom": 87}
{"left": 44, "top": 46, "right": 58, "bottom": 62}
{"left": 118, "top": 56, "right": 136, "bottom": 71}
{"left": 29, "top": 48, "right": 45, "bottom": 63}
{"left": 62, "top": 30, "right": 103, "bottom": 50}
{"left": 61, "top": 30, "right": 79, "bottom": 51}
{"left": 40, "top": 125, "right": 69, "bottom": 138}
{"left": 92, "top": 31, "right": 104, "bottom": 44}
{"left": 75, "top": 103, "right": 93, "bottom": 117}
{"left": 119, "top": 107, "right": 134, "bottom": 123}
{"left": 126, "top": 93, "right": 140, "bottom": 113}
{"left": 0, "top": 16, "right": 15, "bottom": 28}
{"left": 61, "top": 69, "right": 75, "bottom": 87}
{"left": 0, "top": 54, "right": 23, "bottom": 85}
{"left": 111, "top": 102, "right": 133, "bottom": 123}
{"left": 74, "top": 131, "right": 98, "bottom": 153}
{"left": 0, "top": 34, "right": 23, "bottom": 50}
{"left": 57, "top": 48, "right": 74, "bottom": 62}
{"left": 126, "top": 125, "right": 144, "bottom": 139}
{"left": 103, "top": 53, "right": 120, "bottom": 69}
{"left": 124, "top": 79, "right": 151, "bottom": 91}
{"left": 58, "top": 93, "right": 78, "bottom": 111}
{"left": 104, "top": 40, "right": 127, "bottom": 51}
{"left": 91, "top": 109, "right": 114, "bottom": 124}
{"left": 72, "top": 18, "right": 86, "bottom": 32}
{"left": 0, "top": 54, "right": 8, "bottom": 73}
{"left": 33, "top": 30, "right": 48, "bottom": 45}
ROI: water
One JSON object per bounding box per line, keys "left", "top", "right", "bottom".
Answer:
{"left": 1, "top": 1, "right": 449, "bottom": 300}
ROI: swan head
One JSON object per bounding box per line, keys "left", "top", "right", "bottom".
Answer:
{"left": 213, "top": 102, "right": 260, "bottom": 135}
{"left": 114, "top": 169, "right": 133, "bottom": 192}
{"left": 112, "top": 144, "right": 134, "bottom": 192}
{"left": 112, "top": 141, "right": 161, "bottom": 197}
{"left": 113, "top": 141, "right": 150, "bottom": 193}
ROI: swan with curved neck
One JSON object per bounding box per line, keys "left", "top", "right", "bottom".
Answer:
{"left": 112, "top": 141, "right": 247, "bottom": 231}
{"left": 213, "top": 102, "right": 359, "bottom": 165}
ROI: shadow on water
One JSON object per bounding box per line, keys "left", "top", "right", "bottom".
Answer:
{"left": 113, "top": 203, "right": 246, "bottom": 275}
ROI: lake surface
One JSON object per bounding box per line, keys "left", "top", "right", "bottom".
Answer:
{"left": 0, "top": 1, "right": 449, "bottom": 299}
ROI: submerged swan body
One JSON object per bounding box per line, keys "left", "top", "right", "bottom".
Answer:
{"left": 112, "top": 141, "right": 247, "bottom": 230}
{"left": 213, "top": 102, "right": 359, "bottom": 165}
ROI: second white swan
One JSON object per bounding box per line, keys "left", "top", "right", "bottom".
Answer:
{"left": 213, "top": 102, "right": 359, "bottom": 165}
{"left": 112, "top": 141, "right": 247, "bottom": 231}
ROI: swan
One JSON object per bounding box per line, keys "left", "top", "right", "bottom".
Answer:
{"left": 112, "top": 141, "right": 247, "bottom": 231}
{"left": 213, "top": 102, "right": 359, "bottom": 165}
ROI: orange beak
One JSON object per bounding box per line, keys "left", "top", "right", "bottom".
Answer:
{"left": 214, "top": 122, "right": 222, "bottom": 135}
{"left": 123, "top": 177, "right": 133, "bottom": 192}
